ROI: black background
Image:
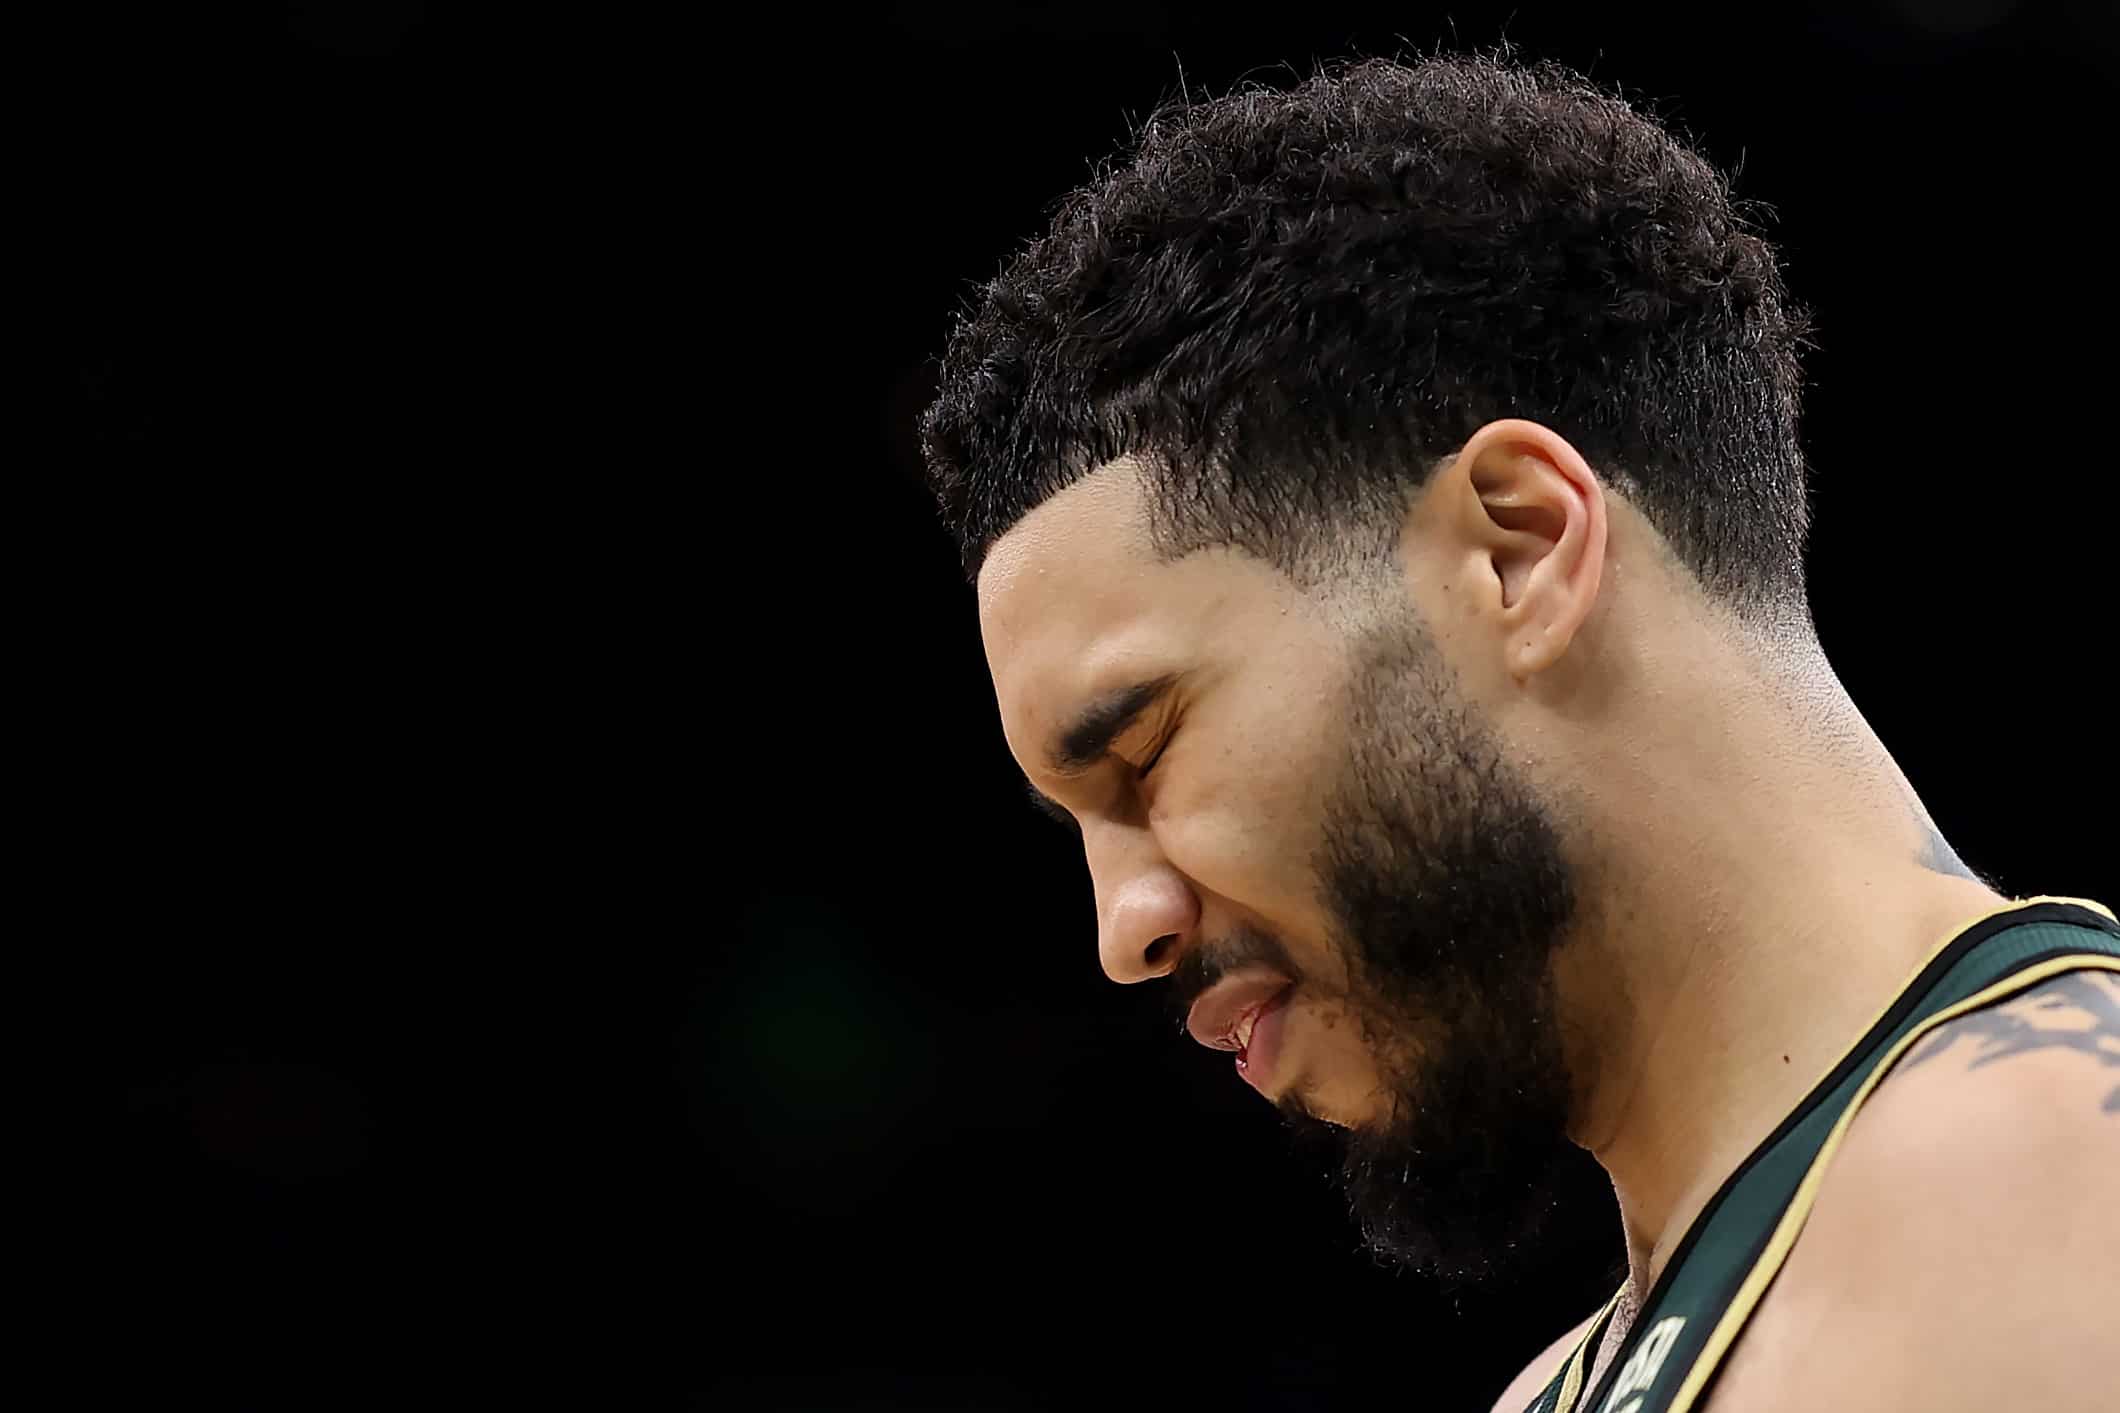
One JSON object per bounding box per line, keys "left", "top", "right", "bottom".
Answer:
{"left": 68, "top": 4, "right": 2116, "bottom": 1409}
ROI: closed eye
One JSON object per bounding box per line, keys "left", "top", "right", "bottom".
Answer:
{"left": 1022, "top": 731, "right": 1172, "bottom": 836}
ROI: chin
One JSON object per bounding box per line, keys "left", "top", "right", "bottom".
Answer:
{"left": 1282, "top": 1081, "right": 1373, "bottom": 1132}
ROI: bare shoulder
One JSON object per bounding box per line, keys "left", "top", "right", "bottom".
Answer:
{"left": 1827, "top": 962, "right": 2120, "bottom": 1209}
{"left": 1707, "top": 965, "right": 2120, "bottom": 1412}
{"left": 1892, "top": 963, "right": 2120, "bottom": 1098}
{"left": 1487, "top": 1306, "right": 1602, "bottom": 1413}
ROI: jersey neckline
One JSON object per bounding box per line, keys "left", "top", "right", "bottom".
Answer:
{"left": 1558, "top": 893, "right": 2118, "bottom": 1413}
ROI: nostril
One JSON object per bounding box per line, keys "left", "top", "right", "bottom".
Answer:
{"left": 1144, "top": 935, "right": 1177, "bottom": 968}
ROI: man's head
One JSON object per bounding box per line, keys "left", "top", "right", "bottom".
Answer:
{"left": 922, "top": 51, "right": 1820, "bottom": 1290}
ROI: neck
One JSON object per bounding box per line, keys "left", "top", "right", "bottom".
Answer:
{"left": 1550, "top": 637, "right": 2009, "bottom": 1304}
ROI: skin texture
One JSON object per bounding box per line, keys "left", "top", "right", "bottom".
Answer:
{"left": 1492, "top": 972, "right": 2120, "bottom": 1411}
{"left": 976, "top": 419, "right": 2056, "bottom": 1396}
{"left": 1705, "top": 970, "right": 2120, "bottom": 1412}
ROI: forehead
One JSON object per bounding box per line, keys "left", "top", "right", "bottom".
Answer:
{"left": 980, "top": 454, "right": 1147, "bottom": 619}
{"left": 975, "top": 459, "right": 1165, "bottom": 742}
{"left": 975, "top": 458, "right": 1349, "bottom": 771}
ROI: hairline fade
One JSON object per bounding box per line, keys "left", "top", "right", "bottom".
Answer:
{"left": 920, "top": 44, "right": 1823, "bottom": 648}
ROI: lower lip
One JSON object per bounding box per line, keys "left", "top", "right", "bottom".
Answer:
{"left": 1236, "top": 988, "right": 1294, "bottom": 1095}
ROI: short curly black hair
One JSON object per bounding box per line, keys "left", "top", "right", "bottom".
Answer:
{"left": 919, "top": 47, "right": 1822, "bottom": 640}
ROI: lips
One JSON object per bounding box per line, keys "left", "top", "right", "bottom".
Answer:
{"left": 1186, "top": 971, "right": 1295, "bottom": 1054}
{"left": 1235, "top": 986, "right": 1293, "bottom": 1094}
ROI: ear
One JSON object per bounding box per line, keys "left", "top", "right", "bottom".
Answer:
{"left": 1438, "top": 418, "right": 1608, "bottom": 683}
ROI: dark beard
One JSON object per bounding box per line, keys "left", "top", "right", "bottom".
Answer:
{"left": 1276, "top": 980, "right": 1579, "bottom": 1292}
{"left": 1286, "top": 606, "right": 1588, "bottom": 1293}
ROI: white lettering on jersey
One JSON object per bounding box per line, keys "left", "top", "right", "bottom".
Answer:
{"left": 1599, "top": 1316, "right": 1686, "bottom": 1413}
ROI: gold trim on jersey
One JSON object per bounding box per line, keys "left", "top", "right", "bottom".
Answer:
{"left": 1660, "top": 941, "right": 2119, "bottom": 1411}
{"left": 1555, "top": 1283, "right": 1630, "bottom": 1412}
{"left": 1551, "top": 893, "right": 2111, "bottom": 1413}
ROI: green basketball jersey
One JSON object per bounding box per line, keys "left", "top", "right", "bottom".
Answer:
{"left": 1521, "top": 894, "right": 2120, "bottom": 1413}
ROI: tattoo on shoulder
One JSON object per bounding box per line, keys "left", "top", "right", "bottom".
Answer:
{"left": 1897, "top": 969, "right": 2120, "bottom": 1115}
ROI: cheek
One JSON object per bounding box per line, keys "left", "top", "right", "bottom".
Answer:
{"left": 1152, "top": 775, "right": 1319, "bottom": 918}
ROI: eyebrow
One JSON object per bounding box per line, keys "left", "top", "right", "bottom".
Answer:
{"left": 1022, "top": 673, "right": 1179, "bottom": 829}
{"left": 1050, "top": 675, "right": 1178, "bottom": 775}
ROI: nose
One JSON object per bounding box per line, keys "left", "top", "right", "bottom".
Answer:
{"left": 1085, "top": 820, "right": 1200, "bottom": 984}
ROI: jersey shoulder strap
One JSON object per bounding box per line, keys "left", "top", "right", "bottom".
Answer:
{"left": 1519, "top": 1284, "right": 1628, "bottom": 1413}
{"left": 1524, "top": 894, "right": 2119, "bottom": 1413}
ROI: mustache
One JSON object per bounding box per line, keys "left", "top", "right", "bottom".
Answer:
{"left": 1163, "top": 921, "right": 1304, "bottom": 1036}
